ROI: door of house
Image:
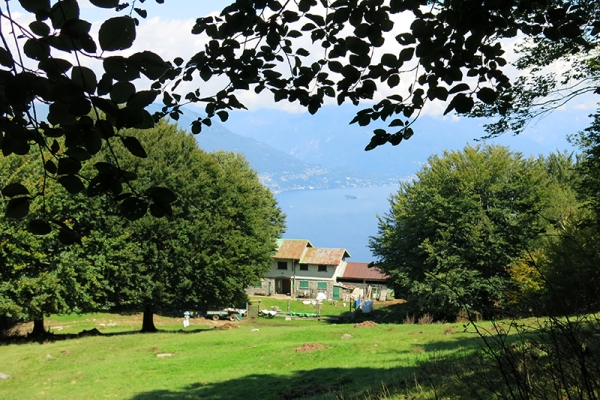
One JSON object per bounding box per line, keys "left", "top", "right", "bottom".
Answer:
{"left": 281, "top": 279, "right": 291, "bottom": 294}
{"left": 333, "top": 286, "right": 340, "bottom": 300}
{"left": 276, "top": 279, "right": 291, "bottom": 294}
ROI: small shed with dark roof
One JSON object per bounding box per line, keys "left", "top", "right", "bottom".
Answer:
{"left": 342, "top": 262, "right": 388, "bottom": 282}
{"left": 337, "top": 262, "right": 388, "bottom": 288}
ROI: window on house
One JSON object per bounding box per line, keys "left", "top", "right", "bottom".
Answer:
{"left": 318, "top": 264, "right": 327, "bottom": 272}
{"left": 299, "top": 263, "right": 308, "bottom": 271}
{"left": 277, "top": 261, "right": 287, "bottom": 270}
{"left": 317, "top": 281, "right": 327, "bottom": 290}
{"left": 299, "top": 281, "right": 309, "bottom": 289}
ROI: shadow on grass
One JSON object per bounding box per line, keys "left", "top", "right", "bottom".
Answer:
{"left": 0, "top": 326, "right": 215, "bottom": 346}
{"left": 127, "top": 352, "right": 497, "bottom": 400}
{"left": 322, "top": 301, "right": 413, "bottom": 325}
{"left": 129, "top": 366, "right": 426, "bottom": 400}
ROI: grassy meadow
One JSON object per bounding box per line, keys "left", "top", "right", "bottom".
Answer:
{"left": 0, "top": 301, "right": 493, "bottom": 399}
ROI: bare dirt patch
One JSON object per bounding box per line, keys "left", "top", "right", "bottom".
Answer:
{"left": 294, "top": 343, "right": 332, "bottom": 353}
{"left": 354, "top": 321, "right": 379, "bottom": 328}
{"left": 218, "top": 323, "right": 239, "bottom": 330}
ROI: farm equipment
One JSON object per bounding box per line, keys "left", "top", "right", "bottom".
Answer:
{"left": 206, "top": 308, "right": 246, "bottom": 321}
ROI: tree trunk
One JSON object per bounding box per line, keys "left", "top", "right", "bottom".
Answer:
{"left": 31, "top": 317, "right": 46, "bottom": 336}
{"left": 141, "top": 303, "right": 157, "bottom": 333}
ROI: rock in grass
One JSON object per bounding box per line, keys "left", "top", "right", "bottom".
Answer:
{"left": 251, "top": 328, "right": 259, "bottom": 332}
{"left": 0, "top": 373, "right": 11, "bottom": 379}
{"left": 341, "top": 334, "right": 353, "bottom": 339}
{"left": 155, "top": 353, "right": 174, "bottom": 358}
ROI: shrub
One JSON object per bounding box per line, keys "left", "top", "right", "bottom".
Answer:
{"left": 418, "top": 313, "right": 434, "bottom": 325}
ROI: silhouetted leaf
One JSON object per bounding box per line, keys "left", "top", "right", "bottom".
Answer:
{"left": 110, "top": 81, "right": 135, "bottom": 103}
{"left": 29, "top": 21, "right": 51, "bottom": 37}
{"left": 127, "top": 90, "right": 157, "bottom": 108}
{"left": 49, "top": 0, "right": 79, "bottom": 29}
{"left": 3, "top": 183, "right": 30, "bottom": 197}
{"left": 453, "top": 93, "right": 475, "bottom": 113}
{"left": 28, "top": 219, "right": 52, "bottom": 235}
{"left": 58, "top": 175, "right": 84, "bottom": 194}
{"left": 121, "top": 197, "right": 148, "bottom": 220}
{"left": 71, "top": 66, "right": 97, "bottom": 93}
{"left": 150, "top": 202, "right": 171, "bottom": 218}
{"left": 217, "top": 111, "right": 228, "bottom": 122}
{"left": 399, "top": 47, "right": 414, "bottom": 62}
{"left": 0, "top": 47, "right": 14, "bottom": 68}
{"left": 448, "top": 83, "right": 470, "bottom": 94}
{"left": 45, "top": 160, "right": 57, "bottom": 174}
{"left": 99, "top": 17, "right": 136, "bottom": 51}
{"left": 476, "top": 87, "right": 497, "bottom": 104}
{"left": 5, "top": 197, "right": 30, "bottom": 219}
{"left": 19, "top": 0, "right": 50, "bottom": 14}
{"left": 134, "top": 7, "right": 147, "bottom": 18}
{"left": 65, "top": 146, "right": 92, "bottom": 161}
{"left": 89, "top": 0, "right": 118, "bottom": 8}
{"left": 39, "top": 58, "right": 72, "bottom": 75}
{"left": 23, "top": 39, "right": 49, "bottom": 60}
{"left": 58, "top": 226, "right": 80, "bottom": 245}
{"left": 57, "top": 157, "right": 82, "bottom": 174}
{"left": 121, "top": 136, "right": 147, "bottom": 158}
{"left": 128, "top": 51, "right": 168, "bottom": 80}
{"left": 145, "top": 186, "right": 177, "bottom": 204}
{"left": 403, "top": 127, "right": 414, "bottom": 140}
{"left": 116, "top": 106, "right": 145, "bottom": 129}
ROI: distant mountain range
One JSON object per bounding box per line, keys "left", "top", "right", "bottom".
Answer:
{"left": 160, "top": 106, "right": 404, "bottom": 193}
{"left": 166, "top": 103, "right": 581, "bottom": 194}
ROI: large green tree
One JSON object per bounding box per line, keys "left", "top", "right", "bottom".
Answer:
{"left": 0, "top": 151, "right": 113, "bottom": 335}
{"left": 369, "top": 144, "right": 551, "bottom": 320}
{"left": 93, "top": 122, "right": 285, "bottom": 332}
{"left": 1, "top": 121, "right": 284, "bottom": 334}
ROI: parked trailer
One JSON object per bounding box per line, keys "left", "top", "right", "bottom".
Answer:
{"left": 206, "top": 308, "right": 245, "bottom": 321}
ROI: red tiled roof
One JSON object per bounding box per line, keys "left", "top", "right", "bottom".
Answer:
{"left": 273, "top": 239, "right": 313, "bottom": 260}
{"left": 342, "top": 262, "right": 388, "bottom": 281}
{"left": 300, "top": 248, "right": 351, "bottom": 265}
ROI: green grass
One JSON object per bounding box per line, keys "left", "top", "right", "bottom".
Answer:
{"left": 249, "top": 296, "right": 353, "bottom": 317}
{"left": 0, "top": 313, "right": 484, "bottom": 399}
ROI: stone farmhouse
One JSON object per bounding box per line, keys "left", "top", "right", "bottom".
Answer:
{"left": 247, "top": 239, "right": 389, "bottom": 300}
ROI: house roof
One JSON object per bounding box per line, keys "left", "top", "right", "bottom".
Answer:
{"left": 342, "top": 262, "right": 388, "bottom": 281}
{"left": 300, "top": 248, "right": 351, "bottom": 265}
{"left": 273, "top": 239, "right": 313, "bottom": 260}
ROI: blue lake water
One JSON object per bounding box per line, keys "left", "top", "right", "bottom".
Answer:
{"left": 274, "top": 185, "right": 400, "bottom": 262}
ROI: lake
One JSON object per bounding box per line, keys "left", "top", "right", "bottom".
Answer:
{"left": 274, "top": 185, "right": 400, "bottom": 262}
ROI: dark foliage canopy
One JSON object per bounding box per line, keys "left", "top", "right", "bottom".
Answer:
{"left": 0, "top": 0, "right": 598, "bottom": 239}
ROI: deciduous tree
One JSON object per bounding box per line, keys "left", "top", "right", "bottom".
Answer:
{"left": 369, "top": 144, "right": 550, "bottom": 320}
{"left": 95, "top": 122, "right": 285, "bottom": 332}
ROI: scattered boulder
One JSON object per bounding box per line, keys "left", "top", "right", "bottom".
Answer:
{"left": 46, "top": 354, "right": 54, "bottom": 359}
{"left": 155, "top": 353, "right": 173, "bottom": 358}
{"left": 0, "top": 373, "right": 11, "bottom": 379}
{"left": 251, "top": 328, "right": 259, "bottom": 332}
{"left": 341, "top": 334, "right": 353, "bottom": 340}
